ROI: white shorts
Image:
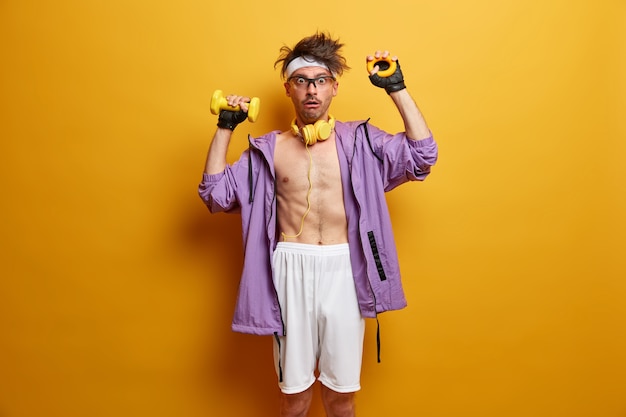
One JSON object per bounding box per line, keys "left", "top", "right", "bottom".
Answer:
{"left": 272, "top": 242, "right": 365, "bottom": 394}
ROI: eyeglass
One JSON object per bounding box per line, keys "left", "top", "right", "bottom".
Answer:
{"left": 288, "top": 75, "right": 336, "bottom": 89}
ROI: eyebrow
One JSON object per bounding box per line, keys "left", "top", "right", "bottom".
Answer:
{"left": 291, "top": 71, "right": 333, "bottom": 79}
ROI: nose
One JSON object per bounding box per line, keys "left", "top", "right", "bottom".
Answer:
{"left": 306, "top": 80, "right": 318, "bottom": 91}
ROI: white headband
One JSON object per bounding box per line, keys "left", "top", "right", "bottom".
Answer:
{"left": 285, "top": 56, "right": 332, "bottom": 79}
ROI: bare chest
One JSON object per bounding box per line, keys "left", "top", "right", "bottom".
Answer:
{"left": 274, "top": 135, "right": 342, "bottom": 192}
{"left": 273, "top": 133, "right": 348, "bottom": 243}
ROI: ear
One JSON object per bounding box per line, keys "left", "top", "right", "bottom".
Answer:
{"left": 284, "top": 82, "right": 291, "bottom": 97}
{"left": 332, "top": 81, "right": 339, "bottom": 97}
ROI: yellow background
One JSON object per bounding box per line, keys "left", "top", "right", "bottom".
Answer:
{"left": 1, "top": 0, "right": 625, "bottom": 416}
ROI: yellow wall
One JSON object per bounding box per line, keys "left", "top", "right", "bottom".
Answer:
{"left": 1, "top": 1, "right": 624, "bottom": 416}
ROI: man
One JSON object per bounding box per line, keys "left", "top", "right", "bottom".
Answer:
{"left": 199, "top": 32, "right": 437, "bottom": 417}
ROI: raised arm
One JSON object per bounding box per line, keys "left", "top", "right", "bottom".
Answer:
{"left": 367, "top": 51, "right": 431, "bottom": 141}
{"left": 204, "top": 94, "right": 250, "bottom": 175}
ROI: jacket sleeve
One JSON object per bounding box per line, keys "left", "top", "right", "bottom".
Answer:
{"left": 198, "top": 151, "right": 250, "bottom": 214}
{"left": 364, "top": 123, "right": 438, "bottom": 191}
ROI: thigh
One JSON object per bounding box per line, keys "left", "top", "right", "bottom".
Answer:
{"left": 317, "top": 253, "right": 365, "bottom": 393}
{"left": 272, "top": 245, "right": 318, "bottom": 394}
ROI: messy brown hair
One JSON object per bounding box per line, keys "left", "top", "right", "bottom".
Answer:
{"left": 274, "top": 31, "right": 350, "bottom": 79}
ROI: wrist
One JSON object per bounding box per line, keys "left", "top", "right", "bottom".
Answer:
{"left": 385, "top": 82, "right": 406, "bottom": 94}
{"left": 217, "top": 120, "right": 237, "bottom": 131}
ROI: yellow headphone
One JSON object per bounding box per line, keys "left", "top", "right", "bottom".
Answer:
{"left": 291, "top": 115, "right": 336, "bottom": 146}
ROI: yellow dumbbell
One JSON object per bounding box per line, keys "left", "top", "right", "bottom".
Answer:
{"left": 210, "top": 90, "right": 260, "bottom": 122}
{"left": 366, "top": 56, "right": 397, "bottom": 78}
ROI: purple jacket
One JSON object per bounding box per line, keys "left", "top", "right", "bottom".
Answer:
{"left": 199, "top": 120, "right": 438, "bottom": 336}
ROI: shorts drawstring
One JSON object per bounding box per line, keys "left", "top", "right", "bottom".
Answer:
{"left": 376, "top": 316, "right": 382, "bottom": 363}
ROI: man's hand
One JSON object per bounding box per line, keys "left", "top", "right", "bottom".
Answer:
{"left": 217, "top": 110, "right": 247, "bottom": 130}
{"left": 216, "top": 94, "right": 250, "bottom": 131}
{"left": 367, "top": 51, "right": 406, "bottom": 94}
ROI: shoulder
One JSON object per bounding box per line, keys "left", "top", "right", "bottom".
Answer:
{"left": 249, "top": 130, "right": 281, "bottom": 145}
{"left": 247, "top": 130, "right": 282, "bottom": 154}
{"left": 335, "top": 119, "right": 388, "bottom": 144}
{"left": 335, "top": 119, "right": 386, "bottom": 136}
{"left": 335, "top": 119, "right": 369, "bottom": 132}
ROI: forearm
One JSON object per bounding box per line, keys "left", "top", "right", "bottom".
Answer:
{"left": 204, "top": 127, "right": 233, "bottom": 175}
{"left": 389, "top": 89, "right": 431, "bottom": 141}
{"left": 204, "top": 92, "right": 253, "bottom": 174}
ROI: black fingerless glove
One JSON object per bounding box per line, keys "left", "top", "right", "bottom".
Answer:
{"left": 217, "top": 109, "right": 248, "bottom": 131}
{"left": 368, "top": 60, "right": 406, "bottom": 94}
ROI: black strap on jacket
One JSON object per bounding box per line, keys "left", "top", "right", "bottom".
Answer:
{"left": 367, "top": 231, "right": 388, "bottom": 282}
